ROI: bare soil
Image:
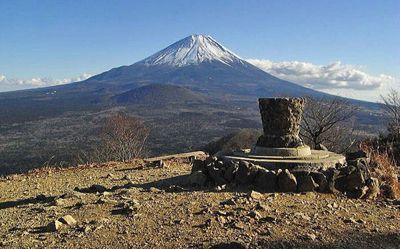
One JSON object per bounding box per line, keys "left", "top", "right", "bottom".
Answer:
{"left": 0, "top": 158, "right": 399, "bottom": 248}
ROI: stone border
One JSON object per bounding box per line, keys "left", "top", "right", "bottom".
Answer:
{"left": 251, "top": 146, "right": 311, "bottom": 157}
{"left": 188, "top": 152, "right": 379, "bottom": 199}
{"left": 222, "top": 150, "right": 345, "bottom": 170}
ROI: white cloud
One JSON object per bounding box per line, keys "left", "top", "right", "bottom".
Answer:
{"left": 247, "top": 59, "right": 395, "bottom": 91}
{"left": 0, "top": 73, "right": 92, "bottom": 91}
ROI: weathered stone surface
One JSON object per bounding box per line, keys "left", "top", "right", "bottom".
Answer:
{"left": 297, "top": 175, "right": 318, "bottom": 192}
{"left": 346, "top": 150, "right": 368, "bottom": 161}
{"left": 188, "top": 171, "right": 207, "bottom": 186}
{"left": 208, "top": 167, "right": 227, "bottom": 186}
{"left": 248, "top": 190, "right": 263, "bottom": 200}
{"left": 223, "top": 161, "right": 239, "bottom": 182}
{"left": 278, "top": 169, "right": 297, "bottom": 192}
{"left": 254, "top": 168, "right": 277, "bottom": 192}
{"left": 346, "top": 170, "right": 365, "bottom": 191}
{"left": 191, "top": 159, "right": 206, "bottom": 173}
{"left": 47, "top": 220, "right": 63, "bottom": 232}
{"left": 256, "top": 97, "right": 306, "bottom": 148}
{"left": 234, "top": 161, "right": 259, "bottom": 184}
{"left": 59, "top": 215, "right": 77, "bottom": 226}
{"left": 310, "top": 172, "right": 328, "bottom": 192}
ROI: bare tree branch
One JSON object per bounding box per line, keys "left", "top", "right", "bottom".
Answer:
{"left": 300, "top": 96, "right": 360, "bottom": 153}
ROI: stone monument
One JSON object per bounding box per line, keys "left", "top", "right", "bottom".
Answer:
{"left": 222, "top": 97, "right": 345, "bottom": 170}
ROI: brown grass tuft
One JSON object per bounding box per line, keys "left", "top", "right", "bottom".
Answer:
{"left": 361, "top": 141, "right": 400, "bottom": 199}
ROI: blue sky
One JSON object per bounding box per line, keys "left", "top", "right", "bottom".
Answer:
{"left": 0, "top": 0, "right": 399, "bottom": 100}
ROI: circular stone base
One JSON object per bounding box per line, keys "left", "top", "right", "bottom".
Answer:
{"left": 251, "top": 146, "right": 311, "bottom": 157}
{"left": 222, "top": 150, "right": 345, "bottom": 170}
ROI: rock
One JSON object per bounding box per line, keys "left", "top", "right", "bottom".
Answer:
{"left": 254, "top": 168, "right": 277, "bottom": 192}
{"left": 349, "top": 186, "right": 369, "bottom": 199}
{"left": 365, "top": 177, "right": 380, "bottom": 199}
{"left": 223, "top": 161, "right": 239, "bottom": 182}
{"left": 248, "top": 190, "right": 263, "bottom": 200}
{"left": 208, "top": 167, "right": 227, "bottom": 186}
{"left": 52, "top": 199, "right": 65, "bottom": 206}
{"left": 325, "top": 168, "right": 341, "bottom": 193}
{"left": 214, "top": 185, "right": 226, "bottom": 191}
{"left": 220, "top": 198, "right": 236, "bottom": 206}
{"left": 215, "top": 210, "right": 227, "bottom": 216}
{"left": 191, "top": 159, "right": 206, "bottom": 173}
{"left": 86, "top": 184, "right": 107, "bottom": 193}
{"left": 260, "top": 216, "right": 277, "bottom": 224}
{"left": 346, "top": 170, "right": 365, "bottom": 191}
{"left": 149, "top": 187, "right": 162, "bottom": 193}
{"left": 233, "top": 222, "right": 244, "bottom": 230}
{"left": 47, "top": 220, "right": 63, "bottom": 232}
{"left": 346, "top": 150, "right": 368, "bottom": 161}
{"left": 310, "top": 172, "right": 328, "bottom": 192}
{"left": 153, "top": 160, "right": 165, "bottom": 168}
{"left": 234, "top": 161, "right": 260, "bottom": 184}
{"left": 278, "top": 169, "right": 297, "bottom": 192}
{"left": 291, "top": 168, "right": 311, "bottom": 178}
{"left": 343, "top": 217, "right": 366, "bottom": 224}
{"left": 297, "top": 175, "right": 318, "bottom": 192}
{"left": 116, "top": 201, "right": 138, "bottom": 216}
{"left": 248, "top": 210, "right": 261, "bottom": 220}
{"left": 255, "top": 202, "right": 269, "bottom": 211}
{"left": 304, "top": 233, "right": 317, "bottom": 241}
{"left": 59, "top": 215, "right": 77, "bottom": 226}
{"left": 188, "top": 171, "right": 207, "bottom": 186}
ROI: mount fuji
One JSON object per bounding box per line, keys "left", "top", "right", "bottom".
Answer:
{"left": 81, "top": 34, "right": 323, "bottom": 98}
{"left": 0, "top": 34, "right": 376, "bottom": 123}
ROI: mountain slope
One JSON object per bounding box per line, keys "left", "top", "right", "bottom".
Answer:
{"left": 113, "top": 84, "right": 206, "bottom": 105}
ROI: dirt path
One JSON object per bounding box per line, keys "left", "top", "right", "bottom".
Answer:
{"left": 0, "top": 158, "right": 399, "bottom": 248}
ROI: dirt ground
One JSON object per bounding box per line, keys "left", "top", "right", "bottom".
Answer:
{"left": 0, "top": 158, "right": 399, "bottom": 249}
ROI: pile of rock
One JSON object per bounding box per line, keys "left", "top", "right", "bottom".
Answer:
{"left": 188, "top": 151, "right": 380, "bottom": 199}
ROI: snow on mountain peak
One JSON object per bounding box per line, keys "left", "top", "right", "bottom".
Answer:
{"left": 141, "top": 35, "right": 244, "bottom": 67}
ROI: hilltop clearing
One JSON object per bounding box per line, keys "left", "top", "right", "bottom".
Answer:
{"left": 0, "top": 157, "right": 399, "bottom": 248}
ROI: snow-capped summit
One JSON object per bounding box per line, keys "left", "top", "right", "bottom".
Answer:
{"left": 141, "top": 34, "right": 244, "bottom": 67}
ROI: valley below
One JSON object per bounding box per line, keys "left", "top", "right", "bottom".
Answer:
{"left": 0, "top": 98, "right": 384, "bottom": 175}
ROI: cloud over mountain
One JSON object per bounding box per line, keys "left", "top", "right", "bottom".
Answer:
{"left": 247, "top": 59, "right": 395, "bottom": 90}
{"left": 0, "top": 73, "right": 92, "bottom": 91}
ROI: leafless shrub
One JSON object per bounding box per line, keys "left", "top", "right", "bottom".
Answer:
{"left": 361, "top": 141, "right": 400, "bottom": 199}
{"left": 381, "top": 89, "right": 400, "bottom": 137}
{"left": 300, "top": 97, "right": 360, "bottom": 153}
{"left": 78, "top": 113, "right": 150, "bottom": 163}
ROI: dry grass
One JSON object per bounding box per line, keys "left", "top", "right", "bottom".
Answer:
{"left": 361, "top": 142, "right": 400, "bottom": 199}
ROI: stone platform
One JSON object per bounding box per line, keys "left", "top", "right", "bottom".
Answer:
{"left": 220, "top": 97, "right": 345, "bottom": 171}
{"left": 221, "top": 149, "right": 345, "bottom": 170}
